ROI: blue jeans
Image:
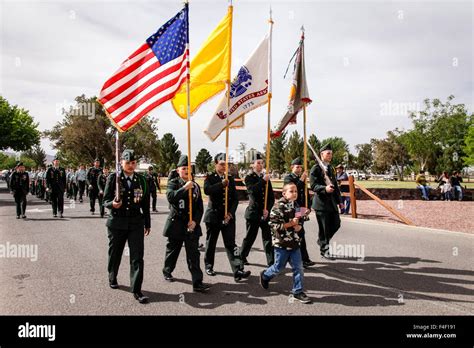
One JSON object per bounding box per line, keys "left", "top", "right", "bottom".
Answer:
{"left": 454, "top": 186, "right": 463, "bottom": 200}
{"left": 341, "top": 196, "right": 351, "bottom": 214}
{"left": 263, "top": 247, "right": 303, "bottom": 294}
{"left": 418, "top": 185, "right": 430, "bottom": 200}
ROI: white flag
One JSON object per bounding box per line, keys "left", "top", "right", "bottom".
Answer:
{"left": 204, "top": 33, "right": 269, "bottom": 141}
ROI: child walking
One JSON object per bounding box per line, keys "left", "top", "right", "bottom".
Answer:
{"left": 259, "top": 182, "right": 312, "bottom": 304}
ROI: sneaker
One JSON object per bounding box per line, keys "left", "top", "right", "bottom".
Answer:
{"left": 292, "top": 292, "right": 312, "bottom": 304}
{"left": 259, "top": 271, "right": 269, "bottom": 289}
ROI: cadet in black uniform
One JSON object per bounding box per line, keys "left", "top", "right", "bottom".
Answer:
{"left": 146, "top": 166, "right": 159, "bottom": 212}
{"left": 10, "top": 162, "right": 29, "bottom": 219}
{"left": 97, "top": 167, "right": 110, "bottom": 218}
{"left": 103, "top": 150, "right": 151, "bottom": 304}
{"left": 203, "top": 153, "right": 251, "bottom": 281}
{"left": 87, "top": 159, "right": 102, "bottom": 215}
{"left": 284, "top": 157, "right": 316, "bottom": 268}
{"left": 162, "top": 155, "right": 210, "bottom": 293}
{"left": 46, "top": 158, "right": 66, "bottom": 218}
{"left": 240, "top": 153, "right": 275, "bottom": 267}
{"left": 309, "top": 143, "right": 344, "bottom": 260}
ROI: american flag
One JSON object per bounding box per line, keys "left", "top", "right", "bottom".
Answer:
{"left": 99, "top": 4, "right": 189, "bottom": 132}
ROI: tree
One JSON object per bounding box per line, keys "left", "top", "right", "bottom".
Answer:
{"left": 372, "top": 130, "right": 411, "bottom": 180}
{"left": 307, "top": 133, "right": 321, "bottom": 169}
{"left": 462, "top": 116, "right": 474, "bottom": 167}
{"left": 0, "top": 153, "right": 35, "bottom": 170}
{"left": 285, "top": 131, "right": 304, "bottom": 169}
{"left": 0, "top": 96, "right": 41, "bottom": 151}
{"left": 44, "top": 95, "right": 161, "bottom": 168}
{"left": 195, "top": 148, "right": 212, "bottom": 174}
{"left": 320, "top": 137, "right": 350, "bottom": 167}
{"left": 269, "top": 131, "right": 287, "bottom": 176}
{"left": 22, "top": 144, "right": 47, "bottom": 168}
{"left": 158, "top": 133, "right": 181, "bottom": 174}
{"left": 354, "top": 143, "right": 373, "bottom": 171}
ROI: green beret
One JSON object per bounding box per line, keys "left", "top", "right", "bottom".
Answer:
{"left": 177, "top": 155, "right": 188, "bottom": 168}
{"left": 291, "top": 157, "right": 303, "bottom": 165}
{"left": 121, "top": 149, "right": 136, "bottom": 161}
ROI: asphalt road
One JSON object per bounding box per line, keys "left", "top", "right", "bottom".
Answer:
{"left": 0, "top": 182, "right": 473, "bottom": 315}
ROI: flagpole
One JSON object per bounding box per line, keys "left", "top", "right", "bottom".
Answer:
{"left": 264, "top": 8, "right": 273, "bottom": 214}
{"left": 301, "top": 26, "right": 309, "bottom": 209}
{"left": 115, "top": 130, "right": 120, "bottom": 202}
{"left": 185, "top": 0, "right": 192, "bottom": 224}
{"left": 224, "top": 2, "right": 233, "bottom": 219}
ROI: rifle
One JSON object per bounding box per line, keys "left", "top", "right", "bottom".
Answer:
{"left": 306, "top": 141, "right": 333, "bottom": 187}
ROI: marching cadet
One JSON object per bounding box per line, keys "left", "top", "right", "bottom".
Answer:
{"left": 46, "top": 158, "right": 66, "bottom": 218}
{"left": 45, "top": 164, "right": 52, "bottom": 203}
{"left": 29, "top": 169, "right": 36, "bottom": 195}
{"left": 146, "top": 166, "right": 160, "bottom": 212}
{"left": 309, "top": 143, "right": 344, "bottom": 260}
{"left": 36, "top": 168, "right": 45, "bottom": 199}
{"left": 97, "top": 167, "right": 110, "bottom": 218}
{"left": 240, "top": 153, "right": 275, "bottom": 267}
{"left": 203, "top": 153, "right": 251, "bottom": 281}
{"left": 76, "top": 165, "right": 87, "bottom": 203}
{"left": 284, "top": 158, "right": 316, "bottom": 269}
{"left": 163, "top": 155, "right": 210, "bottom": 293}
{"left": 10, "top": 162, "right": 29, "bottom": 219}
{"left": 103, "top": 149, "right": 151, "bottom": 304}
{"left": 87, "top": 159, "right": 102, "bottom": 215}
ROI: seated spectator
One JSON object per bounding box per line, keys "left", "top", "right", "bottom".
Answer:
{"left": 439, "top": 172, "right": 452, "bottom": 201}
{"left": 450, "top": 171, "right": 463, "bottom": 201}
{"left": 416, "top": 170, "right": 431, "bottom": 200}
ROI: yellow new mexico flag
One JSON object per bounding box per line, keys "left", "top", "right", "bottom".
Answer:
{"left": 171, "top": 6, "right": 232, "bottom": 118}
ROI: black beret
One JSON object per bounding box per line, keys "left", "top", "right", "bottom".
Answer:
{"left": 16, "top": 161, "right": 24, "bottom": 166}
{"left": 177, "top": 155, "right": 188, "bottom": 168}
{"left": 255, "top": 152, "right": 263, "bottom": 161}
{"left": 53, "top": 156, "right": 60, "bottom": 161}
{"left": 94, "top": 158, "right": 100, "bottom": 162}
{"left": 320, "top": 143, "right": 333, "bottom": 152}
{"left": 148, "top": 166, "right": 154, "bottom": 170}
{"left": 214, "top": 153, "right": 226, "bottom": 163}
{"left": 291, "top": 157, "right": 303, "bottom": 165}
{"left": 121, "top": 149, "right": 136, "bottom": 161}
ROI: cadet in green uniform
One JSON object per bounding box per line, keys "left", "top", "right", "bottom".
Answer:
{"left": 46, "top": 158, "right": 66, "bottom": 218}
{"left": 284, "top": 158, "right": 316, "bottom": 268}
{"left": 309, "top": 143, "right": 344, "bottom": 260}
{"left": 146, "top": 166, "right": 159, "bottom": 212}
{"left": 163, "top": 155, "right": 210, "bottom": 293}
{"left": 97, "top": 167, "right": 110, "bottom": 218}
{"left": 240, "top": 153, "right": 275, "bottom": 267}
{"left": 87, "top": 159, "right": 103, "bottom": 215}
{"left": 103, "top": 150, "right": 151, "bottom": 304}
{"left": 203, "top": 153, "right": 251, "bottom": 281}
{"left": 10, "top": 162, "right": 29, "bottom": 219}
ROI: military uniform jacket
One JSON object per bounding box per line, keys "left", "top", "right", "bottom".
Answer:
{"left": 46, "top": 167, "right": 66, "bottom": 193}
{"left": 146, "top": 172, "right": 159, "bottom": 192}
{"left": 164, "top": 177, "right": 203, "bottom": 239}
{"left": 103, "top": 172, "right": 151, "bottom": 230}
{"left": 10, "top": 171, "right": 29, "bottom": 195}
{"left": 283, "top": 172, "right": 308, "bottom": 208}
{"left": 309, "top": 163, "right": 342, "bottom": 212}
{"left": 244, "top": 171, "right": 275, "bottom": 221}
{"left": 87, "top": 167, "right": 102, "bottom": 188}
{"left": 203, "top": 172, "right": 238, "bottom": 223}
{"left": 97, "top": 173, "right": 108, "bottom": 193}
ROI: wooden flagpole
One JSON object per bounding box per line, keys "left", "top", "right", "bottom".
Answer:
{"left": 185, "top": 0, "right": 192, "bottom": 224}
{"left": 224, "top": 2, "right": 233, "bottom": 218}
{"left": 264, "top": 8, "right": 273, "bottom": 214}
{"left": 301, "top": 27, "right": 309, "bottom": 209}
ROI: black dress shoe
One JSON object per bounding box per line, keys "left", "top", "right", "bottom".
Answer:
{"left": 16, "top": 216, "right": 20, "bottom": 219}
{"left": 53, "top": 214, "right": 57, "bottom": 218}
{"left": 206, "top": 268, "right": 216, "bottom": 276}
{"left": 163, "top": 273, "right": 175, "bottom": 282}
{"left": 133, "top": 292, "right": 149, "bottom": 304}
{"left": 242, "top": 258, "right": 250, "bottom": 266}
{"left": 320, "top": 251, "right": 335, "bottom": 261}
{"left": 60, "top": 214, "right": 64, "bottom": 218}
{"left": 303, "top": 260, "right": 316, "bottom": 268}
{"left": 259, "top": 271, "right": 269, "bottom": 289}
{"left": 109, "top": 279, "right": 119, "bottom": 289}
{"left": 193, "top": 283, "right": 211, "bottom": 293}
{"left": 21, "top": 215, "right": 27, "bottom": 219}
{"left": 234, "top": 269, "right": 251, "bottom": 282}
